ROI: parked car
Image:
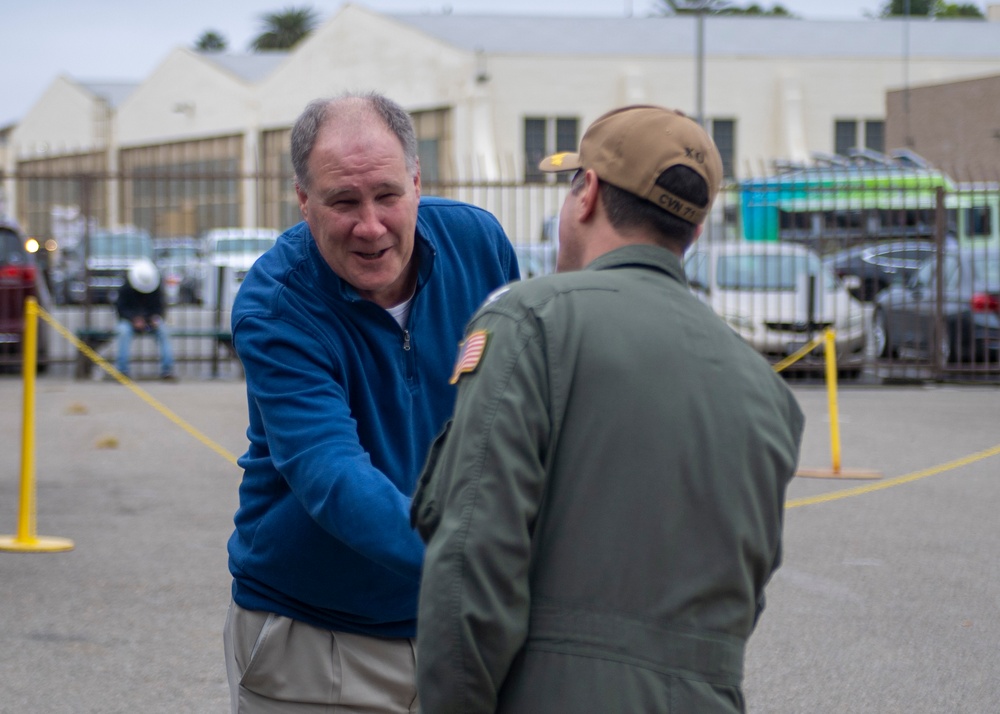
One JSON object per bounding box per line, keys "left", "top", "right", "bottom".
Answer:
{"left": 684, "top": 241, "right": 867, "bottom": 365}
{"left": 59, "top": 228, "right": 155, "bottom": 304}
{"left": 513, "top": 213, "right": 561, "bottom": 278}
{"left": 154, "top": 237, "right": 206, "bottom": 305}
{"left": 202, "top": 228, "right": 280, "bottom": 309}
{"left": 824, "top": 239, "right": 940, "bottom": 302}
{"left": 513, "top": 241, "right": 559, "bottom": 278}
{"left": 872, "top": 246, "right": 1000, "bottom": 364}
{"left": 0, "top": 216, "right": 51, "bottom": 371}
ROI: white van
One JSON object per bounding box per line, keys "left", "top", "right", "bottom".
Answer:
{"left": 201, "top": 228, "right": 280, "bottom": 309}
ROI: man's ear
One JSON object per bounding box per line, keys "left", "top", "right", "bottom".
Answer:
{"left": 578, "top": 169, "right": 600, "bottom": 222}
{"left": 295, "top": 181, "right": 309, "bottom": 221}
{"left": 692, "top": 223, "right": 705, "bottom": 244}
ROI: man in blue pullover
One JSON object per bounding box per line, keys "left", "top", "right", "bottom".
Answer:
{"left": 223, "top": 92, "right": 520, "bottom": 713}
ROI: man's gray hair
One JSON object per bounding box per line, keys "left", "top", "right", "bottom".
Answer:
{"left": 290, "top": 92, "right": 419, "bottom": 192}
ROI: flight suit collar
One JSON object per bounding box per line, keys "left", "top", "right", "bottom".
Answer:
{"left": 585, "top": 244, "right": 689, "bottom": 287}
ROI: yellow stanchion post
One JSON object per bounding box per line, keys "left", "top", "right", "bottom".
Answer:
{"left": 796, "top": 328, "right": 881, "bottom": 480}
{"left": 0, "top": 297, "right": 75, "bottom": 553}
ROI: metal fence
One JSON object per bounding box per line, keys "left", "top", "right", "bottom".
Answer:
{"left": 2, "top": 165, "right": 998, "bottom": 383}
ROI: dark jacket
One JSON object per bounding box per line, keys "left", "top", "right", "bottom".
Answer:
{"left": 115, "top": 283, "right": 165, "bottom": 323}
{"left": 414, "top": 245, "right": 804, "bottom": 713}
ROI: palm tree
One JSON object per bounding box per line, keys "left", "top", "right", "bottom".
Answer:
{"left": 195, "top": 30, "right": 228, "bottom": 53}
{"left": 879, "top": 0, "right": 984, "bottom": 17}
{"left": 879, "top": 0, "right": 935, "bottom": 15}
{"left": 249, "top": 6, "right": 320, "bottom": 52}
{"left": 656, "top": 0, "right": 794, "bottom": 16}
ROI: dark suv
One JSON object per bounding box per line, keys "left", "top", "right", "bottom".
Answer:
{"left": 0, "top": 217, "right": 50, "bottom": 371}
{"left": 59, "top": 229, "right": 155, "bottom": 304}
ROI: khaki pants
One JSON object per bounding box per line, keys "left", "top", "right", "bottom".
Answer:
{"left": 224, "top": 600, "right": 418, "bottom": 713}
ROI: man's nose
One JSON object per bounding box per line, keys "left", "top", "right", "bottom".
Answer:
{"left": 354, "top": 203, "right": 385, "bottom": 240}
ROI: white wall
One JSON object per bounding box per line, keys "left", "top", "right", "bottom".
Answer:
{"left": 116, "top": 49, "right": 260, "bottom": 147}
{"left": 255, "top": 5, "right": 471, "bottom": 130}
{"left": 9, "top": 76, "right": 109, "bottom": 157}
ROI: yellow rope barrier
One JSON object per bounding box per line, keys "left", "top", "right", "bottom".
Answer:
{"left": 35, "top": 305, "right": 239, "bottom": 467}
{"left": 775, "top": 328, "right": 881, "bottom": 480}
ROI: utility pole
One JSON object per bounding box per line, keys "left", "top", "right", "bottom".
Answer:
{"left": 672, "top": 0, "right": 724, "bottom": 128}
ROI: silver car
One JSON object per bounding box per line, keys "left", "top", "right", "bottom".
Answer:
{"left": 684, "top": 241, "right": 867, "bottom": 365}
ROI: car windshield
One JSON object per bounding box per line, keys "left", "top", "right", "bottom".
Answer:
{"left": 717, "top": 252, "right": 835, "bottom": 291}
{"left": 1, "top": 228, "right": 28, "bottom": 265}
{"left": 155, "top": 246, "right": 201, "bottom": 261}
{"left": 91, "top": 233, "right": 153, "bottom": 258}
{"left": 214, "top": 238, "right": 275, "bottom": 254}
{"left": 913, "top": 251, "right": 1000, "bottom": 290}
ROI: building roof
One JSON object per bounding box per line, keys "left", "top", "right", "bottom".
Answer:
{"left": 77, "top": 81, "right": 140, "bottom": 109}
{"left": 390, "top": 13, "right": 1000, "bottom": 59}
{"left": 200, "top": 52, "right": 289, "bottom": 83}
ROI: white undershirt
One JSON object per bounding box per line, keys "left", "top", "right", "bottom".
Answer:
{"left": 385, "top": 293, "right": 415, "bottom": 328}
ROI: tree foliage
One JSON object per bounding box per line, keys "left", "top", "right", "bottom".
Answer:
{"left": 656, "top": 0, "right": 796, "bottom": 16}
{"left": 878, "top": 0, "right": 984, "bottom": 17}
{"left": 934, "top": 2, "right": 985, "bottom": 17}
{"left": 250, "top": 6, "right": 320, "bottom": 52}
{"left": 195, "top": 31, "right": 228, "bottom": 53}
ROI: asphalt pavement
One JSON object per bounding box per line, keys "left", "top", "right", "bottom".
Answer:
{"left": 1, "top": 376, "right": 998, "bottom": 713}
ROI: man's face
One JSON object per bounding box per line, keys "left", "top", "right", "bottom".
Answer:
{"left": 296, "top": 119, "right": 421, "bottom": 308}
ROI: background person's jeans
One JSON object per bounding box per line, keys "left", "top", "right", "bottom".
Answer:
{"left": 115, "top": 318, "right": 175, "bottom": 377}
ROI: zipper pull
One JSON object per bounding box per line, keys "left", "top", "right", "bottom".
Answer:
{"left": 403, "top": 329, "right": 411, "bottom": 351}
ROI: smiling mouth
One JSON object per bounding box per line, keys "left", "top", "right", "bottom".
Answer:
{"left": 358, "top": 249, "right": 388, "bottom": 260}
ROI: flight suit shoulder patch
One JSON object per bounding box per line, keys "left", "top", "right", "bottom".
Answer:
{"left": 449, "top": 329, "right": 490, "bottom": 384}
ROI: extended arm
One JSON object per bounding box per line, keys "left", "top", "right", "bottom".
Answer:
{"left": 238, "top": 316, "right": 426, "bottom": 581}
{"left": 414, "top": 306, "right": 551, "bottom": 713}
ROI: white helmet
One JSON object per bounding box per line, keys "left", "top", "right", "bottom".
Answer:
{"left": 128, "top": 259, "right": 160, "bottom": 293}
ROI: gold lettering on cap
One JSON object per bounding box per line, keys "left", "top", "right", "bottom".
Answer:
{"left": 658, "top": 193, "right": 699, "bottom": 221}
{"left": 549, "top": 152, "right": 570, "bottom": 167}
{"left": 685, "top": 147, "right": 705, "bottom": 164}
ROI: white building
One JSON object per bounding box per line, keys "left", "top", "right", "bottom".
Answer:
{"left": 5, "top": 2, "right": 1000, "bottom": 243}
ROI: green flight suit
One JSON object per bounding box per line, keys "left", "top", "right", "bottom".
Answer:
{"left": 413, "top": 244, "right": 805, "bottom": 714}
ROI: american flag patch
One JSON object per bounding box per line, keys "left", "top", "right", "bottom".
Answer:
{"left": 449, "top": 330, "right": 490, "bottom": 384}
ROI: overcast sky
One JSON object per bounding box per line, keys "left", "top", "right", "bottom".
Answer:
{"left": 2, "top": 0, "right": 979, "bottom": 128}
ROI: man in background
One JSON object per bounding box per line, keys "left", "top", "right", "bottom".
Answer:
{"left": 413, "top": 105, "right": 804, "bottom": 713}
{"left": 223, "top": 91, "right": 519, "bottom": 713}
{"left": 114, "top": 258, "right": 175, "bottom": 381}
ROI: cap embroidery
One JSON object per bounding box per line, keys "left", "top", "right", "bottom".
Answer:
{"left": 548, "top": 152, "right": 572, "bottom": 167}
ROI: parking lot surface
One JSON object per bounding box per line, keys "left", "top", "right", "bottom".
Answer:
{"left": 1, "top": 377, "right": 998, "bottom": 713}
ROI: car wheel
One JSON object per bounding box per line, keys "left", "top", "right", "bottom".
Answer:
{"left": 872, "top": 309, "right": 890, "bottom": 358}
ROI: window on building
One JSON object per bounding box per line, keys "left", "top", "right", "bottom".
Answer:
{"left": 966, "top": 206, "right": 993, "bottom": 238}
{"left": 834, "top": 120, "right": 858, "bottom": 157}
{"left": 710, "top": 119, "right": 736, "bottom": 179}
{"left": 260, "top": 129, "right": 298, "bottom": 232}
{"left": 120, "top": 136, "right": 242, "bottom": 237}
{"left": 16, "top": 152, "right": 108, "bottom": 239}
{"left": 411, "top": 108, "right": 452, "bottom": 188}
{"left": 865, "top": 121, "right": 885, "bottom": 153}
{"left": 835, "top": 119, "right": 885, "bottom": 156}
{"left": 524, "top": 117, "right": 579, "bottom": 183}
